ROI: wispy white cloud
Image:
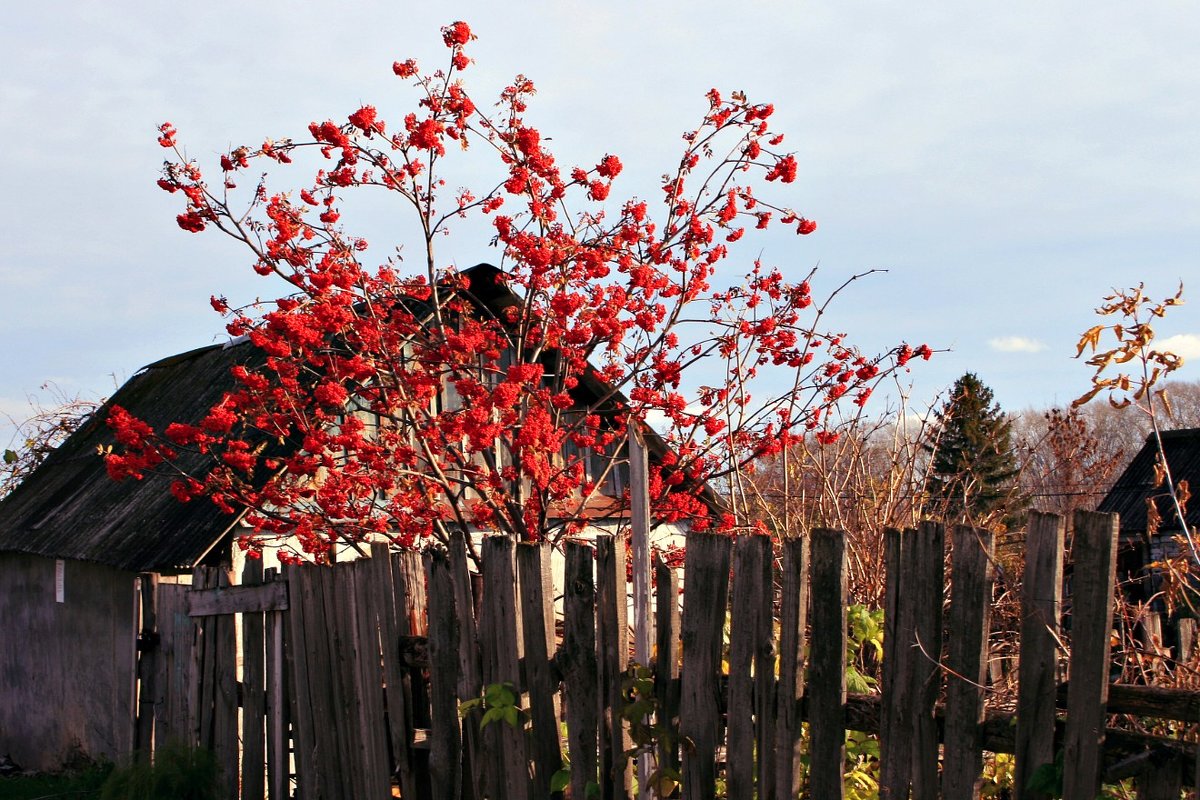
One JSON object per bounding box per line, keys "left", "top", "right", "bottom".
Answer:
{"left": 989, "top": 337, "right": 1047, "bottom": 353}
{"left": 1157, "top": 334, "right": 1200, "bottom": 360}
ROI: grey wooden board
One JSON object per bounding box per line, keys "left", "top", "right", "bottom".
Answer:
{"left": 1062, "top": 511, "right": 1119, "bottom": 800}
{"left": 807, "top": 529, "right": 847, "bottom": 800}
{"left": 942, "top": 526, "right": 995, "bottom": 800}
{"left": 775, "top": 536, "right": 808, "bottom": 800}
{"left": 448, "top": 531, "right": 483, "bottom": 800}
{"left": 188, "top": 580, "right": 289, "bottom": 616}
{"left": 654, "top": 554, "right": 682, "bottom": 785}
{"left": 284, "top": 564, "right": 318, "bottom": 800}
{"left": 517, "top": 542, "right": 563, "bottom": 798}
{"left": 679, "top": 532, "right": 731, "bottom": 800}
{"left": 910, "top": 522, "right": 945, "bottom": 800}
{"left": 425, "top": 551, "right": 463, "bottom": 800}
{"left": 564, "top": 539, "right": 600, "bottom": 800}
{"left": 726, "top": 534, "right": 766, "bottom": 799}
{"left": 375, "top": 546, "right": 416, "bottom": 800}
{"left": 596, "top": 534, "right": 630, "bottom": 800}
{"left": 753, "top": 533, "right": 777, "bottom": 800}
{"left": 480, "top": 536, "right": 530, "bottom": 800}
{"left": 1015, "top": 512, "right": 1065, "bottom": 800}
{"left": 264, "top": 567, "right": 288, "bottom": 800}
{"left": 241, "top": 559, "right": 267, "bottom": 800}
{"left": 879, "top": 528, "right": 913, "bottom": 800}
{"left": 134, "top": 574, "right": 157, "bottom": 757}
{"left": 212, "top": 567, "right": 240, "bottom": 800}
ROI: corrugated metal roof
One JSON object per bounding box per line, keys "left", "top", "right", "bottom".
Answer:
{"left": 1097, "top": 427, "right": 1200, "bottom": 536}
{"left": 0, "top": 342, "right": 255, "bottom": 572}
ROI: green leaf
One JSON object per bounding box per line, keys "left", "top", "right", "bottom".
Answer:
{"left": 3, "top": 449, "right": 17, "bottom": 465}
{"left": 550, "top": 768, "right": 570, "bottom": 792}
{"left": 502, "top": 705, "right": 519, "bottom": 727}
{"left": 481, "top": 707, "right": 504, "bottom": 728}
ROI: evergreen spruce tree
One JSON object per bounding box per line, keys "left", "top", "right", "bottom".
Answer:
{"left": 925, "top": 372, "right": 1022, "bottom": 524}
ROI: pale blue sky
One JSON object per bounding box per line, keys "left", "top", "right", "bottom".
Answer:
{"left": 2, "top": 1, "right": 1197, "bottom": 443}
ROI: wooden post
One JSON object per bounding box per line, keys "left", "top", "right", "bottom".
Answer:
{"left": 774, "top": 536, "right": 809, "bottom": 800}
{"left": 517, "top": 542, "right": 563, "bottom": 799}
{"left": 679, "top": 532, "right": 731, "bottom": 800}
{"left": 564, "top": 539, "right": 600, "bottom": 800}
{"left": 1015, "top": 512, "right": 1065, "bottom": 800}
{"left": 629, "top": 427, "right": 653, "bottom": 800}
{"left": 350, "top": 559, "right": 392, "bottom": 799}
{"left": 654, "top": 553, "right": 682, "bottom": 790}
{"left": 425, "top": 550, "right": 463, "bottom": 800}
{"left": 727, "top": 534, "right": 770, "bottom": 799}
{"left": 596, "top": 533, "right": 631, "bottom": 800}
{"left": 807, "top": 528, "right": 847, "bottom": 800}
{"left": 212, "top": 566, "right": 239, "bottom": 800}
{"left": 448, "top": 531, "right": 484, "bottom": 799}
{"left": 1062, "top": 510, "right": 1119, "bottom": 800}
{"left": 134, "top": 573, "right": 158, "bottom": 759}
{"left": 910, "top": 522, "right": 945, "bottom": 800}
{"left": 264, "top": 568, "right": 287, "bottom": 800}
{"left": 241, "top": 559, "right": 267, "bottom": 800}
{"left": 942, "top": 525, "right": 995, "bottom": 800}
{"left": 879, "top": 528, "right": 913, "bottom": 799}
{"left": 480, "top": 536, "right": 530, "bottom": 800}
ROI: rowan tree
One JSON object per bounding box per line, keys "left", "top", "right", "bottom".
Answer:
{"left": 924, "top": 372, "right": 1022, "bottom": 525}
{"left": 106, "top": 22, "right": 931, "bottom": 561}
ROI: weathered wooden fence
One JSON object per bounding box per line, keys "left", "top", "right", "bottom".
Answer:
{"left": 132, "top": 509, "right": 1200, "bottom": 799}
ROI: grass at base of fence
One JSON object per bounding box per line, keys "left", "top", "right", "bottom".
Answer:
{"left": 0, "top": 762, "right": 113, "bottom": 800}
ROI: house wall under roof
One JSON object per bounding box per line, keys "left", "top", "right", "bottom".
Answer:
{"left": 0, "top": 552, "right": 137, "bottom": 771}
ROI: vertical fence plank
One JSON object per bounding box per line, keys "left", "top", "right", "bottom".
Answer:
{"left": 212, "top": 566, "right": 239, "bottom": 800}
{"left": 480, "top": 536, "right": 530, "bottom": 800}
{"left": 679, "top": 532, "right": 731, "bottom": 800}
{"left": 284, "top": 564, "right": 318, "bottom": 800}
{"left": 1062, "top": 510, "right": 1119, "bottom": 800}
{"left": 564, "top": 539, "right": 600, "bottom": 800}
{"left": 942, "top": 525, "right": 995, "bottom": 800}
{"left": 192, "top": 566, "right": 215, "bottom": 750}
{"left": 774, "top": 536, "right": 809, "bottom": 800}
{"left": 879, "top": 527, "right": 912, "bottom": 800}
{"left": 1015, "top": 511, "right": 1066, "bottom": 800}
{"left": 134, "top": 573, "right": 158, "bottom": 758}
{"left": 310, "top": 566, "right": 342, "bottom": 800}
{"left": 910, "top": 521, "right": 945, "bottom": 800}
{"left": 808, "top": 528, "right": 847, "bottom": 800}
{"left": 754, "top": 534, "right": 777, "bottom": 800}
{"left": 372, "top": 546, "right": 416, "bottom": 800}
{"left": 448, "top": 531, "right": 483, "bottom": 800}
{"left": 425, "top": 550, "right": 462, "bottom": 800}
{"left": 155, "top": 583, "right": 193, "bottom": 749}
{"left": 242, "top": 559, "right": 267, "bottom": 800}
{"left": 654, "top": 553, "right": 682, "bottom": 791}
{"left": 597, "top": 533, "right": 631, "bottom": 800}
{"left": 397, "top": 550, "right": 433, "bottom": 798}
{"left": 1139, "top": 755, "right": 1183, "bottom": 799}
{"left": 518, "top": 542, "right": 563, "bottom": 798}
{"left": 351, "top": 559, "right": 392, "bottom": 799}
{"left": 264, "top": 567, "right": 287, "bottom": 800}
{"left": 727, "top": 534, "right": 768, "bottom": 799}
{"left": 325, "top": 563, "right": 360, "bottom": 799}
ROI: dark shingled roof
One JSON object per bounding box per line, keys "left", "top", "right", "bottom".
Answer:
{"left": 1097, "top": 427, "right": 1200, "bottom": 538}
{"left": 0, "top": 342, "right": 253, "bottom": 572}
{"left": 0, "top": 263, "right": 714, "bottom": 571}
